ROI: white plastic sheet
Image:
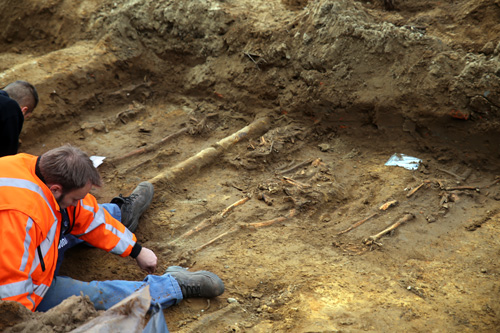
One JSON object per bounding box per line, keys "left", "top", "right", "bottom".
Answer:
{"left": 385, "top": 153, "right": 421, "bottom": 170}
{"left": 71, "top": 286, "right": 151, "bottom": 333}
{"left": 90, "top": 156, "right": 106, "bottom": 168}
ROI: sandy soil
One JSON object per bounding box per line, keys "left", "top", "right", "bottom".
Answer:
{"left": 1, "top": 0, "right": 500, "bottom": 332}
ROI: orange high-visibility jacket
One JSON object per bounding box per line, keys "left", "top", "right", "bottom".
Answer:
{"left": 0, "top": 153, "right": 138, "bottom": 311}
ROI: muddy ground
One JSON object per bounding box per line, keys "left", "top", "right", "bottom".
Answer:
{"left": 1, "top": 0, "right": 500, "bottom": 332}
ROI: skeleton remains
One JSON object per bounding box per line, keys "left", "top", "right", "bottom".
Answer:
{"left": 363, "top": 213, "right": 415, "bottom": 246}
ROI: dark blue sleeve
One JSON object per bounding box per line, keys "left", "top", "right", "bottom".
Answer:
{"left": 0, "top": 98, "right": 24, "bottom": 157}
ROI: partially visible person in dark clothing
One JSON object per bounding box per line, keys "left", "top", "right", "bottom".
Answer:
{"left": 0, "top": 80, "right": 39, "bottom": 157}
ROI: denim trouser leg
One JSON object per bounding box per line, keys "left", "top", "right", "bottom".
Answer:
{"left": 54, "top": 203, "right": 123, "bottom": 276}
{"left": 37, "top": 273, "right": 183, "bottom": 312}
{"left": 39, "top": 203, "right": 183, "bottom": 312}
{"left": 101, "top": 202, "right": 122, "bottom": 221}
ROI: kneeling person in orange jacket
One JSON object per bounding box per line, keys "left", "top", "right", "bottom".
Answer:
{"left": 0, "top": 145, "right": 224, "bottom": 313}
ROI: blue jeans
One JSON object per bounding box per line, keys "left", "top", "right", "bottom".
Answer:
{"left": 38, "top": 203, "right": 183, "bottom": 313}
{"left": 37, "top": 273, "right": 182, "bottom": 312}
{"left": 54, "top": 203, "right": 123, "bottom": 276}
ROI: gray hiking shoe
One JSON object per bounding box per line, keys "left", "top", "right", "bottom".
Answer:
{"left": 110, "top": 181, "right": 154, "bottom": 232}
{"left": 166, "top": 266, "right": 225, "bottom": 299}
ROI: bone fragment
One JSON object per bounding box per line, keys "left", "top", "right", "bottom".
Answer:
{"left": 437, "top": 168, "right": 465, "bottom": 181}
{"left": 149, "top": 117, "right": 271, "bottom": 185}
{"left": 277, "top": 158, "right": 315, "bottom": 174}
{"left": 485, "top": 176, "right": 500, "bottom": 188}
{"left": 193, "top": 209, "right": 296, "bottom": 253}
{"left": 282, "top": 176, "right": 311, "bottom": 188}
{"left": 379, "top": 200, "right": 398, "bottom": 210}
{"left": 363, "top": 213, "right": 415, "bottom": 246}
{"left": 170, "top": 196, "right": 250, "bottom": 245}
{"left": 257, "top": 192, "right": 273, "bottom": 206}
{"left": 220, "top": 196, "right": 251, "bottom": 217}
{"left": 444, "top": 186, "right": 479, "bottom": 191}
{"left": 406, "top": 183, "right": 425, "bottom": 198}
{"left": 337, "top": 213, "right": 378, "bottom": 235}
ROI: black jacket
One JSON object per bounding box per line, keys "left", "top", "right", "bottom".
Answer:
{"left": 0, "top": 90, "right": 24, "bottom": 157}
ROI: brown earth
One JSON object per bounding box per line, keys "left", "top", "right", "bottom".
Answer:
{"left": 1, "top": 0, "right": 500, "bottom": 332}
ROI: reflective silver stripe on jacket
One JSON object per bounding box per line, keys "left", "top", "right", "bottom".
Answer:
{"left": 109, "top": 225, "right": 136, "bottom": 255}
{"left": 0, "top": 279, "right": 49, "bottom": 303}
{"left": 33, "top": 282, "right": 50, "bottom": 297}
{"left": 0, "top": 277, "right": 33, "bottom": 298}
{"left": 0, "top": 178, "right": 59, "bottom": 275}
{"left": 31, "top": 218, "right": 59, "bottom": 276}
{"left": 77, "top": 203, "right": 135, "bottom": 255}
{"left": 20, "top": 217, "right": 34, "bottom": 272}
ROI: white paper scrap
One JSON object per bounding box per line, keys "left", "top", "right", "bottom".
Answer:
{"left": 90, "top": 156, "right": 106, "bottom": 168}
{"left": 385, "top": 153, "right": 421, "bottom": 171}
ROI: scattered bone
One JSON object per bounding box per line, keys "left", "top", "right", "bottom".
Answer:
{"left": 437, "top": 168, "right": 465, "bottom": 181}
{"left": 337, "top": 213, "right": 378, "bottom": 235}
{"left": 220, "top": 196, "right": 251, "bottom": 218}
{"left": 125, "top": 150, "right": 176, "bottom": 173}
{"left": 275, "top": 160, "right": 296, "bottom": 172}
{"left": 363, "top": 213, "right": 415, "bottom": 246}
{"left": 204, "top": 299, "right": 211, "bottom": 311}
{"left": 149, "top": 117, "right": 272, "bottom": 185}
{"left": 439, "top": 192, "right": 449, "bottom": 206}
{"left": 170, "top": 196, "right": 250, "bottom": 245}
{"left": 406, "top": 183, "right": 425, "bottom": 198}
{"left": 224, "top": 181, "right": 245, "bottom": 192}
{"left": 193, "top": 209, "right": 296, "bottom": 253}
{"left": 112, "top": 114, "right": 216, "bottom": 164}
{"left": 444, "top": 186, "right": 479, "bottom": 191}
{"left": 115, "top": 101, "right": 146, "bottom": 124}
{"left": 449, "top": 193, "right": 460, "bottom": 202}
{"left": 379, "top": 200, "right": 398, "bottom": 211}
{"left": 311, "top": 158, "right": 324, "bottom": 167}
{"left": 247, "top": 209, "right": 296, "bottom": 228}
{"left": 277, "top": 158, "right": 315, "bottom": 174}
{"left": 485, "top": 176, "right": 500, "bottom": 188}
{"left": 110, "top": 126, "right": 190, "bottom": 164}
{"left": 282, "top": 176, "right": 311, "bottom": 188}
{"left": 462, "top": 169, "right": 473, "bottom": 182}
{"left": 169, "top": 216, "right": 218, "bottom": 245}
{"left": 257, "top": 192, "right": 273, "bottom": 206}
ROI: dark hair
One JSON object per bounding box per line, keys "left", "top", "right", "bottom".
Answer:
{"left": 39, "top": 145, "right": 102, "bottom": 192}
{"left": 4, "top": 80, "right": 39, "bottom": 111}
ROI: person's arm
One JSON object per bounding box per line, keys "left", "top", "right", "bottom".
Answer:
{"left": 0, "top": 100, "right": 23, "bottom": 156}
{"left": 135, "top": 247, "right": 157, "bottom": 273}
{"left": 69, "top": 194, "right": 157, "bottom": 273}
{"left": 0, "top": 210, "right": 42, "bottom": 311}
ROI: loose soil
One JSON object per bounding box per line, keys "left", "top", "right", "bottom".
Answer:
{"left": 1, "top": 0, "right": 500, "bottom": 332}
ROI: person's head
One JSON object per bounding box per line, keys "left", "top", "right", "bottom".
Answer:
{"left": 39, "top": 145, "right": 102, "bottom": 209}
{"left": 3, "top": 80, "right": 39, "bottom": 118}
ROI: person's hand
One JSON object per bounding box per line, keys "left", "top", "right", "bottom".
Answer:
{"left": 135, "top": 247, "right": 157, "bottom": 273}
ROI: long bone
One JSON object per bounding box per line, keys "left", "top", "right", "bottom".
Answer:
{"left": 363, "top": 213, "right": 415, "bottom": 246}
